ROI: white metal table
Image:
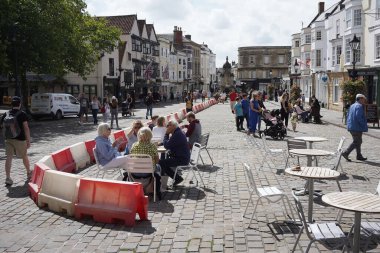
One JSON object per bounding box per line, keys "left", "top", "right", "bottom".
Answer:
{"left": 289, "top": 149, "right": 333, "bottom": 167}
{"left": 286, "top": 167, "right": 340, "bottom": 223}
{"left": 322, "top": 191, "right": 380, "bottom": 253}
{"left": 293, "top": 136, "right": 328, "bottom": 149}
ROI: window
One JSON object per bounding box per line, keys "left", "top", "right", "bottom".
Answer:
{"left": 354, "top": 37, "right": 361, "bottom": 63}
{"left": 346, "top": 10, "right": 352, "bottom": 28}
{"left": 332, "top": 46, "right": 336, "bottom": 66}
{"left": 336, "top": 19, "right": 340, "bottom": 38}
{"left": 128, "top": 53, "right": 131, "bottom": 61}
{"left": 345, "top": 38, "right": 351, "bottom": 63}
{"left": 333, "top": 78, "right": 342, "bottom": 103}
{"left": 295, "top": 40, "right": 300, "bottom": 47}
{"left": 305, "top": 34, "right": 311, "bottom": 44}
{"left": 353, "top": 9, "right": 361, "bottom": 26}
{"left": 250, "top": 56, "right": 255, "bottom": 64}
{"left": 108, "top": 58, "right": 114, "bottom": 76}
{"left": 336, "top": 45, "right": 342, "bottom": 65}
{"left": 278, "top": 55, "right": 285, "bottom": 64}
{"left": 305, "top": 52, "right": 310, "bottom": 67}
{"left": 179, "top": 59, "right": 181, "bottom": 64}
{"left": 377, "top": 0, "right": 380, "bottom": 19}
{"left": 161, "top": 48, "right": 164, "bottom": 56}
{"left": 376, "top": 35, "right": 380, "bottom": 59}
{"left": 251, "top": 70, "right": 256, "bottom": 78}
{"left": 136, "top": 40, "right": 142, "bottom": 52}
{"left": 316, "top": 50, "right": 321, "bottom": 67}
{"left": 132, "top": 38, "right": 136, "bottom": 51}
{"left": 264, "top": 55, "right": 270, "bottom": 64}
{"left": 179, "top": 71, "right": 181, "bottom": 79}
{"left": 316, "top": 31, "right": 322, "bottom": 41}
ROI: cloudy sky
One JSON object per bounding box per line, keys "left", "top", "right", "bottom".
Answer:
{"left": 86, "top": 0, "right": 337, "bottom": 67}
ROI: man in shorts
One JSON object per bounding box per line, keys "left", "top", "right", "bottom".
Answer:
{"left": 1, "top": 96, "right": 31, "bottom": 186}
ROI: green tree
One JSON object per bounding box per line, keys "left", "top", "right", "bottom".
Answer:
{"left": 0, "top": 0, "right": 121, "bottom": 105}
{"left": 289, "top": 84, "right": 301, "bottom": 104}
{"left": 340, "top": 80, "right": 365, "bottom": 105}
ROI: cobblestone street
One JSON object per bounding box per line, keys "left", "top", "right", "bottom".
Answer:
{"left": 1, "top": 100, "right": 380, "bottom": 253}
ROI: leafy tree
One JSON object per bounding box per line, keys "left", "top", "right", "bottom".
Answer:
{"left": 340, "top": 79, "right": 365, "bottom": 105}
{"left": 0, "top": 0, "right": 121, "bottom": 105}
{"left": 289, "top": 84, "right": 301, "bottom": 104}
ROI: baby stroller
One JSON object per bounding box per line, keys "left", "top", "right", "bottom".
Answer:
{"left": 261, "top": 109, "right": 287, "bottom": 140}
{"left": 121, "top": 101, "right": 131, "bottom": 117}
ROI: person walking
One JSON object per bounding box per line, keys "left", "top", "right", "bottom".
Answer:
{"left": 241, "top": 93, "right": 250, "bottom": 130}
{"left": 257, "top": 92, "right": 266, "bottom": 132}
{"left": 126, "top": 93, "right": 135, "bottom": 116}
{"left": 0, "top": 96, "right": 31, "bottom": 185}
{"left": 342, "top": 94, "right": 368, "bottom": 161}
{"left": 102, "top": 97, "right": 110, "bottom": 123}
{"left": 229, "top": 89, "right": 238, "bottom": 113}
{"left": 110, "top": 96, "right": 119, "bottom": 129}
{"left": 145, "top": 92, "right": 154, "bottom": 119}
{"left": 78, "top": 93, "right": 89, "bottom": 125}
{"left": 248, "top": 91, "right": 261, "bottom": 136}
{"left": 280, "top": 93, "right": 289, "bottom": 128}
{"left": 90, "top": 96, "right": 101, "bottom": 125}
{"left": 234, "top": 97, "right": 244, "bottom": 131}
{"left": 185, "top": 93, "right": 193, "bottom": 113}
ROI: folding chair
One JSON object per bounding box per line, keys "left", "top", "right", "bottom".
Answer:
{"left": 259, "top": 134, "right": 287, "bottom": 171}
{"left": 172, "top": 142, "right": 205, "bottom": 188}
{"left": 327, "top": 136, "right": 346, "bottom": 173}
{"left": 93, "top": 147, "right": 124, "bottom": 179}
{"left": 125, "top": 154, "right": 157, "bottom": 202}
{"left": 285, "top": 138, "right": 307, "bottom": 169}
{"left": 243, "top": 163, "right": 295, "bottom": 228}
{"left": 291, "top": 191, "right": 350, "bottom": 253}
{"left": 199, "top": 133, "right": 214, "bottom": 166}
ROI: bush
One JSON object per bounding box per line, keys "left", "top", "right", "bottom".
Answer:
{"left": 290, "top": 84, "right": 301, "bottom": 104}
{"left": 340, "top": 80, "right": 365, "bottom": 104}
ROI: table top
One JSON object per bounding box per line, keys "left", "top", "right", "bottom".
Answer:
{"left": 285, "top": 167, "right": 340, "bottom": 179}
{"left": 294, "top": 136, "right": 328, "bottom": 142}
{"left": 322, "top": 191, "right": 380, "bottom": 213}
{"left": 157, "top": 146, "right": 167, "bottom": 153}
{"left": 289, "top": 149, "right": 333, "bottom": 156}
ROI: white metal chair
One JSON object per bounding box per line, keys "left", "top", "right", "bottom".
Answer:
{"left": 327, "top": 136, "right": 346, "bottom": 173}
{"left": 199, "top": 133, "right": 214, "bottom": 166}
{"left": 93, "top": 147, "right": 124, "bottom": 179}
{"left": 259, "top": 134, "right": 287, "bottom": 171}
{"left": 291, "top": 191, "right": 350, "bottom": 253}
{"left": 172, "top": 142, "right": 205, "bottom": 188}
{"left": 125, "top": 154, "right": 157, "bottom": 202}
{"left": 284, "top": 138, "right": 307, "bottom": 169}
{"left": 243, "top": 163, "right": 295, "bottom": 228}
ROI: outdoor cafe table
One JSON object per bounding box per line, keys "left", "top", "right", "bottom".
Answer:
{"left": 293, "top": 136, "right": 328, "bottom": 149}
{"left": 289, "top": 149, "right": 333, "bottom": 167}
{"left": 322, "top": 191, "right": 380, "bottom": 253}
{"left": 286, "top": 167, "right": 340, "bottom": 223}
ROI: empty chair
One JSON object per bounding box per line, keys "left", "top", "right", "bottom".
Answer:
{"left": 291, "top": 191, "right": 350, "bottom": 253}
{"left": 125, "top": 154, "right": 157, "bottom": 202}
{"left": 285, "top": 139, "right": 307, "bottom": 169}
{"left": 69, "top": 142, "right": 90, "bottom": 169}
{"left": 93, "top": 147, "right": 124, "bottom": 179}
{"left": 259, "top": 134, "right": 287, "bottom": 171}
{"left": 172, "top": 142, "right": 205, "bottom": 188}
{"left": 326, "top": 136, "right": 346, "bottom": 172}
{"left": 243, "top": 163, "right": 294, "bottom": 228}
{"left": 199, "top": 133, "right": 214, "bottom": 166}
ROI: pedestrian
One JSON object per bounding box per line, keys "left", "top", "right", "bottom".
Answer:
{"left": 78, "top": 93, "right": 89, "bottom": 125}
{"left": 0, "top": 96, "right": 31, "bottom": 185}
{"left": 185, "top": 93, "right": 193, "bottom": 113}
{"left": 126, "top": 93, "right": 135, "bottom": 116}
{"left": 310, "top": 95, "right": 322, "bottom": 124}
{"left": 110, "top": 96, "right": 119, "bottom": 129}
{"left": 102, "top": 97, "right": 110, "bottom": 123}
{"left": 90, "top": 96, "right": 101, "bottom": 125}
{"left": 229, "top": 88, "right": 238, "bottom": 113}
{"left": 301, "top": 93, "right": 306, "bottom": 107}
{"left": 234, "top": 97, "right": 244, "bottom": 131}
{"left": 248, "top": 91, "right": 261, "bottom": 137}
{"left": 280, "top": 93, "right": 289, "bottom": 128}
{"left": 241, "top": 93, "right": 250, "bottom": 130}
{"left": 257, "top": 92, "right": 266, "bottom": 132}
{"left": 148, "top": 115, "right": 159, "bottom": 130}
{"left": 145, "top": 92, "right": 154, "bottom": 119}
{"left": 274, "top": 89, "right": 278, "bottom": 102}
{"left": 290, "top": 111, "right": 298, "bottom": 132}
{"left": 176, "top": 91, "right": 180, "bottom": 102}
{"left": 342, "top": 94, "right": 368, "bottom": 162}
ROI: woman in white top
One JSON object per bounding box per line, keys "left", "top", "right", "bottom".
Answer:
{"left": 152, "top": 116, "right": 166, "bottom": 142}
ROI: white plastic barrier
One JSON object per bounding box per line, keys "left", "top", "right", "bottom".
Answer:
{"left": 38, "top": 155, "right": 56, "bottom": 170}
{"left": 38, "top": 170, "right": 83, "bottom": 216}
{"left": 69, "top": 142, "right": 90, "bottom": 169}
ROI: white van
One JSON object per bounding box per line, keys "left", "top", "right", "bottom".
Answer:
{"left": 31, "top": 93, "right": 80, "bottom": 120}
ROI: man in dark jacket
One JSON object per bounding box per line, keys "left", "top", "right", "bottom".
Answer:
{"left": 159, "top": 120, "right": 190, "bottom": 186}
{"left": 145, "top": 92, "right": 154, "bottom": 119}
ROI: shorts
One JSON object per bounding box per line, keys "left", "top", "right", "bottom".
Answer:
{"left": 5, "top": 139, "right": 27, "bottom": 158}
{"left": 79, "top": 107, "right": 88, "bottom": 116}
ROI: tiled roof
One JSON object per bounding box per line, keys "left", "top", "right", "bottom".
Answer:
{"left": 101, "top": 15, "right": 137, "bottom": 34}
{"left": 137, "top": 20, "right": 146, "bottom": 36}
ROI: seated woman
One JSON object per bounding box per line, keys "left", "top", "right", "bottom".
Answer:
{"left": 293, "top": 100, "right": 310, "bottom": 122}
{"left": 152, "top": 116, "right": 166, "bottom": 143}
{"left": 95, "top": 123, "right": 128, "bottom": 169}
{"left": 130, "top": 127, "right": 162, "bottom": 200}
{"left": 125, "top": 120, "right": 144, "bottom": 154}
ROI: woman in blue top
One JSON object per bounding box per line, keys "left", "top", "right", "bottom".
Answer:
{"left": 248, "top": 91, "right": 261, "bottom": 136}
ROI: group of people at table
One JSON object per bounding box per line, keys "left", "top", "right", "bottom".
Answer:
{"left": 94, "top": 112, "right": 202, "bottom": 200}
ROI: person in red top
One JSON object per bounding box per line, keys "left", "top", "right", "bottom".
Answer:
{"left": 229, "top": 88, "right": 238, "bottom": 113}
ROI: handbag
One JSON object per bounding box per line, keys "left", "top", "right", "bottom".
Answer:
{"left": 100, "top": 106, "right": 105, "bottom": 113}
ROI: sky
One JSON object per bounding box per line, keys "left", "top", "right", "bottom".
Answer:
{"left": 86, "top": 0, "right": 338, "bottom": 67}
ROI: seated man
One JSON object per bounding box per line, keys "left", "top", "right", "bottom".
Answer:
{"left": 159, "top": 120, "right": 190, "bottom": 186}
{"left": 182, "top": 112, "right": 201, "bottom": 148}
{"left": 293, "top": 102, "right": 310, "bottom": 122}
{"left": 95, "top": 123, "right": 128, "bottom": 169}
{"left": 125, "top": 120, "right": 143, "bottom": 154}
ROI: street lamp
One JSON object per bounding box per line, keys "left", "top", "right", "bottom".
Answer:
{"left": 349, "top": 34, "right": 360, "bottom": 80}
{"left": 294, "top": 59, "right": 300, "bottom": 87}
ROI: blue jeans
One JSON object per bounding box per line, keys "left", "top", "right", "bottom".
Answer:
{"left": 92, "top": 109, "right": 99, "bottom": 124}
{"left": 146, "top": 105, "right": 153, "bottom": 118}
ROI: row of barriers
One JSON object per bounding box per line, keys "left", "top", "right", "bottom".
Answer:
{"left": 28, "top": 99, "right": 218, "bottom": 225}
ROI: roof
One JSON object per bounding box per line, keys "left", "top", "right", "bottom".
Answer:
{"left": 101, "top": 15, "right": 137, "bottom": 34}
{"left": 146, "top": 24, "right": 158, "bottom": 42}
{"left": 137, "top": 20, "right": 146, "bottom": 37}
{"left": 308, "top": 0, "right": 345, "bottom": 27}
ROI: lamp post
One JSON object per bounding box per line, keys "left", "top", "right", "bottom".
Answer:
{"left": 294, "top": 59, "right": 300, "bottom": 87}
{"left": 349, "top": 34, "right": 360, "bottom": 80}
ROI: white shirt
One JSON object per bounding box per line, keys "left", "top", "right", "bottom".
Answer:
{"left": 152, "top": 126, "right": 166, "bottom": 142}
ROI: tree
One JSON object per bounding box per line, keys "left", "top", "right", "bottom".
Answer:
{"left": 0, "top": 0, "right": 121, "bottom": 105}
{"left": 340, "top": 79, "right": 365, "bottom": 105}
{"left": 289, "top": 84, "right": 301, "bottom": 104}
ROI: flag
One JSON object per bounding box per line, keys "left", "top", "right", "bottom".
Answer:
{"left": 144, "top": 61, "right": 153, "bottom": 80}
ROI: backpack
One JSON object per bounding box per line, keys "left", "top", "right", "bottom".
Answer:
{"left": 3, "top": 110, "right": 22, "bottom": 139}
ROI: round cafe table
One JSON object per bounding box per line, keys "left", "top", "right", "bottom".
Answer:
{"left": 322, "top": 192, "right": 380, "bottom": 253}
{"left": 289, "top": 149, "right": 333, "bottom": 167}
{"left": 293, "top": 136, "right": 328, "bottom": 149}
{"left": 286, "top": 167, "right": 340, "bottom": 223}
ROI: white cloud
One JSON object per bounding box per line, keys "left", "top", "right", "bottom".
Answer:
{"left": 86, "top": 0, "right": 338, "bottom": 67}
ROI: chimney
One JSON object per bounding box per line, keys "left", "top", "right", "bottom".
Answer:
{"left": 185, "top": 34, "right": 191, "bottom": 40}
{"left": 318, "top": 2, "right": 325, "bottom": 14}
{"left": 173, "top": 26, "right": 183, "bottom": 47}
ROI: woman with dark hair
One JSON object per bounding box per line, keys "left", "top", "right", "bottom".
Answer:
{"left": 248, "top": 91, "right": 261, "bottom": 136}
{"left": 310, "top": 95, "right": 322, "bottom": 124}
{"left": 280, "top": 93, "right": 289, "bottom": 128}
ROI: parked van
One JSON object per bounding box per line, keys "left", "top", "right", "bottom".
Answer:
{"left": 31, "top": 93, "right": 80, "bottom": 120}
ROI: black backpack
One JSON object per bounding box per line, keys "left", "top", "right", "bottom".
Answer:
{"left": 2, "top": 110, "right": 22, "bottom": 139}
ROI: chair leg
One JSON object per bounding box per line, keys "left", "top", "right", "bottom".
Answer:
{"left": 248, "top": 198, "right": 261, "bottom": 228}
{"left": 171, "top": 167, "right": 179, "bottom": 188}
{"left": 305, "top": 239, "right": 316, "bottom": 253}
{"left": 336, "top": 179, "right": 342, "bottom": 192}
{"left": 259, "top": 153, "right": 267, "bottom": 170}
{"left": 200, "top": 153, "right": 205, "bottom": 165}
{"left": 153, "top": 177, "right": 156, "bottom": 202}
{"left": 284, "top": 195, "right": 296, "bottom": 221}
{"left": 292, "top": 226, "right": 304, "bottom": 253}
{"left": 336, "top": 210, "right": 344, "bottom": 222}
{"left": 205, "top": 148, "right": 214, "bottom": 165}
{"left": 285, "top": 155, "right": 290, "bottom": 170}
{"left": 194, "top": 166, "right": 205, "bottom": 187}
{"left": 243, "top": 191, "right": 254, "bottom": 217}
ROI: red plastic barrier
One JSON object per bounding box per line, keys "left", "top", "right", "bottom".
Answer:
{"left": 85, "top": 140, "right": 96, "bottom": 163}
{"left": 51, "top": 148, "right": 76, "bottom": 173}
{"left": 74, "top": 178, "right": 148, "bottom": 226}
{"left": 28, "top": 163, "right": 50, "bottom": 204}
